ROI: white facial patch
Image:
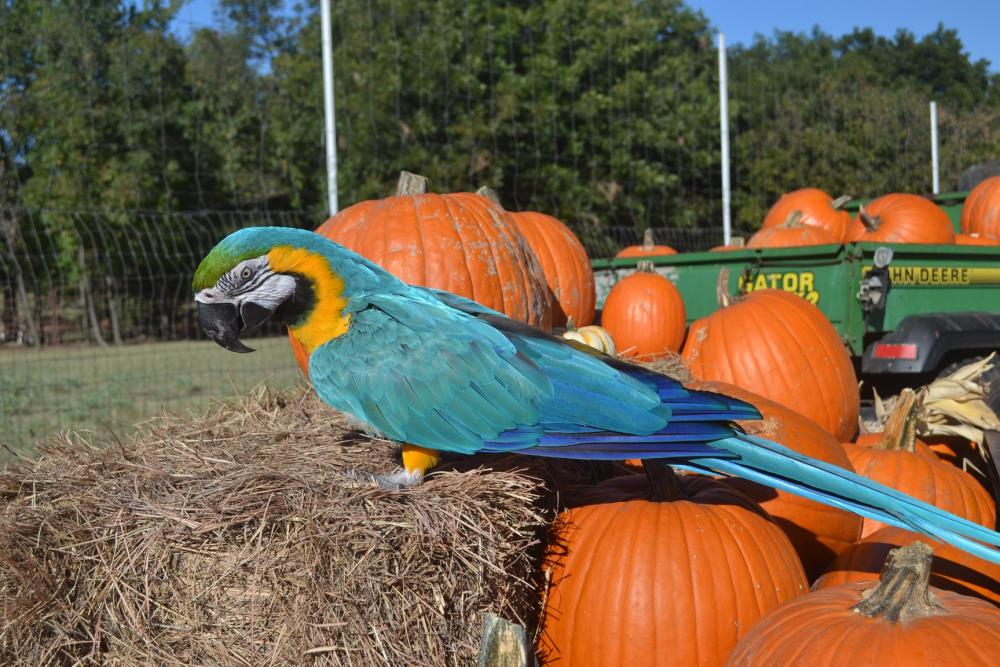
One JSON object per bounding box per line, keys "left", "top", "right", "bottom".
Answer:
{"left": 195, "top": 255, "right": 296, "bottom": 308}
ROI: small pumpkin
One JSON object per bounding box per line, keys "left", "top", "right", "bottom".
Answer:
{"left": 961, "top": 175, "right": 1000, "bottom": 238}
{"left": 761, "top": 189, "right": 852, "bottom": 241}
{"left": 814, "top": 525, "right": 1000, "bottom": 606}
{"left": 561, "top": 320, "right": 616, "bottom": 356}
{"left": 709, "top": 236, "right": 746, "bottom": 252}
{"left": 729, "top": 541, "right": 1000, "bottom": 666}
{"left": 956, "top": 232, "right": 1000, "bottom": 246}
{"left": 614, "top": 228, "right": 677, "bottom": 258}
{"left": 695, "top": 380, "right": 861, "bottom": 579}
{"left": 844, "top": 389, "right": 996, "bottom": 538}
{"left": 540, "top": 464, "right": 808, "bottom": 667}
{"left": 479, "top": 187, "right": 596, "bottom": 327}
{"left": 747, "top": 211, "right": 840, "bottom": 248}
{"left": 846, "top": 193, "right": 955, "bottom": 244}
{"left": 681, "top": 270, "right": 860, "bottom": 442}
{"left": 601, "top": 261, "right": 686, "bottom": 360}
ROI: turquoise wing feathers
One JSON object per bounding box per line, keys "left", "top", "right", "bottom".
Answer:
{"left": 308, "top": 287, "right": 675, "bottom": 453}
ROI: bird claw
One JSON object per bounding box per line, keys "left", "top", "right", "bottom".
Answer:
{"left": 343, "top": 467, "right": 423, "bottom": 490}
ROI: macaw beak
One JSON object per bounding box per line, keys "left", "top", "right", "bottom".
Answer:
{"left": 197, "top": 300, "right": 274, "bottom": 353}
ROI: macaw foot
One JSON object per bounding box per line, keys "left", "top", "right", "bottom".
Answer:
{"left": 342, "top": 467, "right": 424, "bottom": 490}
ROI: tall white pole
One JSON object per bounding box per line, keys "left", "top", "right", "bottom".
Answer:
{"left": 321, "top": 0, "right": 339, "bottom": 216}
{"left": 930, "top": 101, "right": 940, "bottom": 195}
{"left": 718, "top": 33, "right": 732, "bottom": 245}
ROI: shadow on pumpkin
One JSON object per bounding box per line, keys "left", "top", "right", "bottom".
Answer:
{"left": 815, "top": 528, "right": 1000, "bottom": 606}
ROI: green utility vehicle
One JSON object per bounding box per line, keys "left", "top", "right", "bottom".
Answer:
{"left": 592, "top": 192, "right": 1000, "bottom": 414}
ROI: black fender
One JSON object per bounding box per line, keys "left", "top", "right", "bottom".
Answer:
{"left": 862, "top": 312, "right": 1000, "bottom": 375}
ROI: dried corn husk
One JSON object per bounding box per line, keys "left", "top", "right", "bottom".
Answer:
{"left": 865, "top": 353, "right": 1000, "bottom": 447}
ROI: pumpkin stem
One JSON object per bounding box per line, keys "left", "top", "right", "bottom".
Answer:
{"left": 876, "top": 388, "right": 920, "bottom": 452}
{"left": 641, "top": 228, "right": 655, "bottom": 250}
{"left": 641, "top": 460, "right": 686, "bottom": 501}
{"left": 782, "top": 210, "right": 804, "bottom": 228}
{"left": 716, "top": 267, "right": 735, "bottom": 307}
{"left": 730, "top": 236, "right": 746, "bottom": 248}
{"left": 831, "top": 195, "right": 852, "bottom": 210}
{"left": 565, "top": 316, "right": 577, "bottom": 332}
{"left": 395, "top": 171, "right": 429, "bottom": 196}
{"left": 476, "top": 186, "right": 502, "bottom": 204}
{"left": 859, "top": 207, "right": 881, "bottom": 232}
{"left": 851, "top": 541, "right": 946, "bottom": 623}
{"left": 636, "top": 260, "right": 655, "bottom": 273}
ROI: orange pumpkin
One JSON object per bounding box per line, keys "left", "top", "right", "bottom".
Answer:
{"left": 709, "top": 236, "right": 746, "bottom": 252}
{"left": 694, "top": 380, "right": 861, "bottom": 579}
{"left": 601, "top": 262, "right": 686, "bottom": 359}
{"left": 288, "top": 328, "right": 311, "bottom": 378}
{"left": 615, "top": 228, "right": 677, "bottom": 258}
{"left": 844, "top": 390, "right": 995, "bottom": 538}
{"left": 540, "top": 466, "right": 808, "bottom": 667}
{"left": 288, "top": 172, "right": 554, "bottom": 374}
{"left": 846, "top": 193, "right": 955, "bottom": 244}
{"left": 730, "top": 541, "right": 1000, "bottom": 666}
{"left": 814, "top": 526, "right": 1000, "bottom": 606}
{"left": 316, "top": 171, "right": 551, "bottom": 327}
{"left": 479, "top": 189, "right": 595, "bottom": 327}
{"left": 747, "top": 211, "right": 840, "bottom": 248}
{"left": 761, "top": 188, "right": 852, "bottom": 241}
{"left": 961, "top": 175, "right": 1000, "bottom": 238}
{"left": 925, "top": 435, "right": 990, "bottom": 486}
{"left": 956, "top": 232, "right": 1000, "bottom": 246}
{"left": 681, "top": 271, "right": 860, "bottom": 442}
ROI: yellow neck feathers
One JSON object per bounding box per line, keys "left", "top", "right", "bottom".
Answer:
{"left": 267, "top": 245, "right": 351, "bottom": 353}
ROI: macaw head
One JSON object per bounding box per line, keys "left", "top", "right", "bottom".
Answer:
{"left": 192, "top": 226, "right": 387, "bottom": 353}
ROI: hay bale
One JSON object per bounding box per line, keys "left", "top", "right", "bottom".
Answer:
{"left": 0, "top": 388, "right": 562, "bottom": 665}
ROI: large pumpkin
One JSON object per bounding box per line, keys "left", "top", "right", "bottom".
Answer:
{"left": 761, "top": 188, "right": 852, "bottom": 241}
{"left": 601, "top": 262, "right": 686, "bottom": 359}
{"left": 540, "top": 466, "right": 807, "bottom": 667}
{"left": 813, "top": 526, "right": 1000, "bottom": 606}
{"left": 729, "top": 542, "right": 1000, "bottom": 666}
{"left": 615, "top": 228, "right": 677, "bottom": 258}
{"left": 846, "top": 193, "right": 955, "bottom": 244}
{"left": 695, "top": 380, "right": 861, "bottom": 579}
{"left": 844, "top": 390, "right": 995, "bottom": 538}
{"left": 961, "top": 175, "right": 1000, "bottom": 238}
{"left": 478, "top": 188, "right": 596, "bottom": 327}
{"left": 681, "top": 270, "right": 860, "bottom": 441}
{"left": 288, "top": 172, "right": 554, "bottom": 375}
{"left": 747, "top": 211, "right": 840, "bottom": 248}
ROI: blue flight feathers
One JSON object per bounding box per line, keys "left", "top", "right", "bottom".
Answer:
{"left": 206, "top": 227, "right": 1000, "bottom": 564}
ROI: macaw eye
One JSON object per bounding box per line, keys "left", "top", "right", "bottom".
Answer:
{"left": 240, "top": 266, "right": 253, "bottom": 280}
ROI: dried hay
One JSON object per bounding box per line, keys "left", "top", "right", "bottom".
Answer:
{"left": 634, "top": 352, "right": 692, "bottom": 383}
{"left": 0, "top": 387, "right": 587, "bottom": 666}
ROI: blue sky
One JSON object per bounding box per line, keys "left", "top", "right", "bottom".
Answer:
{"left": 686, "top": 0, "right": 998, "bottom": 71}
{"left": 172, "top": 0, "right": 999, "bottom": 72}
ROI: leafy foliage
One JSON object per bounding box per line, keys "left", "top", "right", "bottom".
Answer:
{"left": 1, "top": 1, "right": 998, "bottom": 232}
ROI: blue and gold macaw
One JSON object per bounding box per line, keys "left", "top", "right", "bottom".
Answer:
{"left": 194, "top": 227, "right": 1000, "bottom": 563}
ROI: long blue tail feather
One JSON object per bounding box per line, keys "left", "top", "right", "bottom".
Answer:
{"left": 712, "top": 434, "right": 1000, "bottom": 549}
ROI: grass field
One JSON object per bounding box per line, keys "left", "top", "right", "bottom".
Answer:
{"left": 0, "top": 336, "right": 307, "bottom": 459}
